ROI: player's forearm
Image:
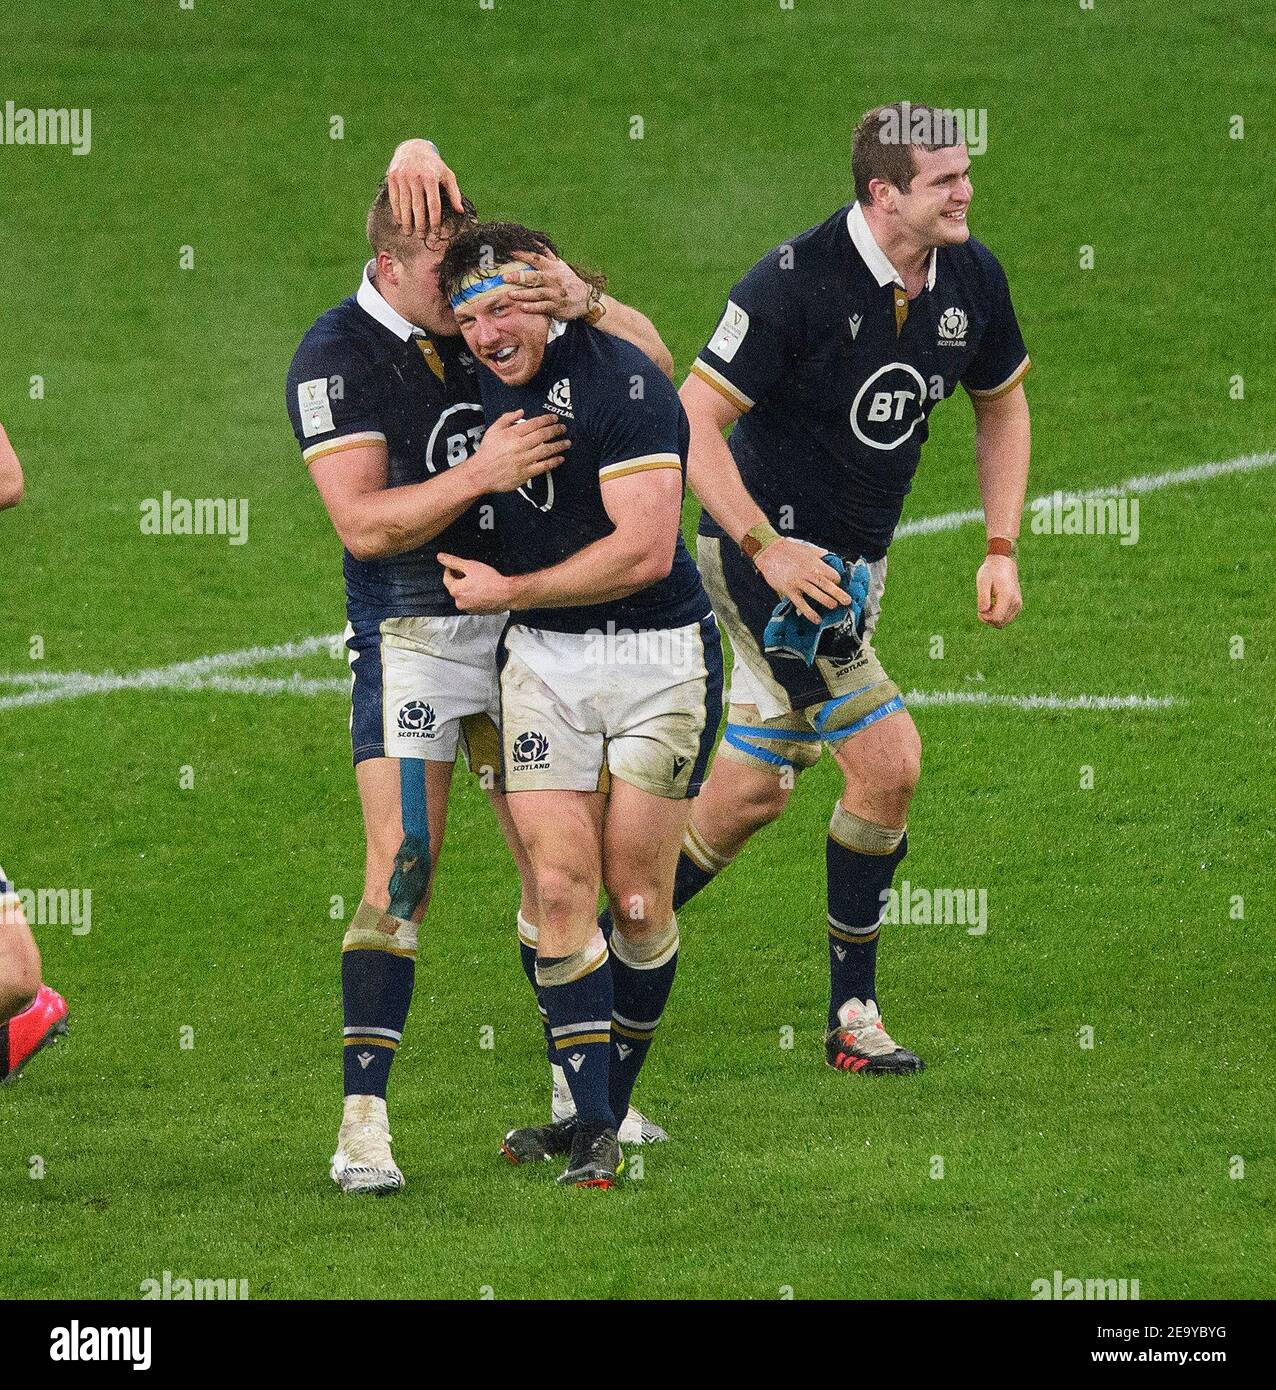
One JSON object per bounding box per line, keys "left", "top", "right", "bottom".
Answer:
{"left": 506, "top": 532, "right": 672, "bottom": 610}
{"left": 684, "top": 415, "right": 766, "bottom": 544}
{"left": 974, "top": 392, "right": 1031, "bottom": 539}
{"left": 0, "top": 425, "right": 23, "bottom": 510}
{"left": 593, "top": 298, "right": 675, "bottom": 380}
{"left": 347, "top": 467, "right": 482, "bottom": 560}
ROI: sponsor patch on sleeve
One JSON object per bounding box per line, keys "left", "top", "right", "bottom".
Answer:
{"left": 707, "top": 300, "right": 750, "bottom": 363}
{"left": 298, "top": 377, "right": 335, "bottom": 437}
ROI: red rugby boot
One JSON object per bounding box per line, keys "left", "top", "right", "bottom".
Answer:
{"left": 1, "top": 984, "right": 69, "bottom": 1082}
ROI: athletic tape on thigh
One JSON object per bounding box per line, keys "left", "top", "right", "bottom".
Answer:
{"left": 721, "top": 712, "right": 823, "bottom": 771}
{"left": 811, "top": 683, "right": 905, "bottom": 745}
{"left": 388, "top": 757, "right": 431, "bottom": 917}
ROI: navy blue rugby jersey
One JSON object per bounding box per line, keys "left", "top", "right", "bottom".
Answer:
{"left": 478, "top": 320, "right": 708, "bottom": 635}
{"left": 286, "top": 263, "right": 492, "bottom": 617}
{"left": 691, "top": 202, "right": 1029, "bottom": 562}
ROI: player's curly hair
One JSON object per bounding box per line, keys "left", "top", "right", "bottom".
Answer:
{"left": 438, "top": 221, "right": 608, "bottom": 303}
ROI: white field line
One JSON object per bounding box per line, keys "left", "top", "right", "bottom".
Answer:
{"left": 894, "top": 449, "right": 1276, "bottom": 539}
{"left": 0, "top": 636, "right": 343, "bottom": 712}
{"left": 903, "top": 690, "right": 1176, "bottom": 712}
{"left": 6, "top": 448, "right": 1271, "bottom": 715}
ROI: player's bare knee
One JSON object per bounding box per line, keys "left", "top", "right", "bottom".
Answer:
{"left": 742, "top": 775, "right": 791, "bottom": 829}
{"left": 534, "top": 859, "right": 595, "bottom": 923}
{"left": 851, "top": 755, "right": 918, "bottom": 816}
{"left": 604, "top": 880, "right": 668, "bottom": 936}
{"left": 885, "top": 737, "right": 922, "bottom": 802}
{"left": 842, "top": 717, "right": 921, "bottom": 802}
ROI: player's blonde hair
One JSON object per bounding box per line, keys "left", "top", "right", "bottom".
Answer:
{"left": 365, "top": 179, "right": 476, "bottom": 261}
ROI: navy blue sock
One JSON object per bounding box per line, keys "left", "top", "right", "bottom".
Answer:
{"left": 537, "top": 939, "right": 614, "bottom": 1126}
{"left": 608, "top": 921, "right": 679, "bottom": 1125}
{"left": 672, "top": 852, "right": 715, "bottom": 908}
{"left": 826, "top": 809, "right": 907, "bottom": 1031}
{"left": 342, "top": 904, "right": 417, "bottom": 1098}
{"left": 516, "top": 917, "right": 554, "bottom": 1061}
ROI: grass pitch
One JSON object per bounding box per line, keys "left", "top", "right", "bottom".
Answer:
{"left": 1, "top": 0, "right": 1272, "bottom": 1300}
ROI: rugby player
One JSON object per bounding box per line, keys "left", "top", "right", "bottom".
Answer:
{"left": 286, "top": 147, "right": 674, "bottom": 1193}
{"left": 662, "top": 102, "right": 1031, "bottom": 1073}
{"left": 384, "top": 141, "right": 676, "bottom": 1147}
{"left": 1, "top": 423, "right": 71, "bottom": 1082}
{"left": 437, "top": 222, "right": 723, "bottom": 1187}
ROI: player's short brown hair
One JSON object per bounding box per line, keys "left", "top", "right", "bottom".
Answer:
{"left": 851, "top": 102, "right": 963, "bottom": 204}
{"left": 365, "top": 179, "right": 477, "bottom": 261}
{"left": 437, "top": 221, "right": 607, "bottom": 303}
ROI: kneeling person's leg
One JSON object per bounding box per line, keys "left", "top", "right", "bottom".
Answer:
{"left": 0, "top": 873, "right": 41, "bottom": 1025}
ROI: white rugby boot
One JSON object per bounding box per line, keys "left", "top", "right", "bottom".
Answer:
{"left": 549, "top": 1062, "right": 669, "bottom": 1144}
{"left": 330, "top": 1095, "right": 405, "bottom": 1194}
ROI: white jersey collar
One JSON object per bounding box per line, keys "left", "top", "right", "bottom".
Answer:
{"left": 846, "top": 202, "right": 937, "bottom": 292}
{"left": 357, "top": 259, "right": 427, "bottom": 341}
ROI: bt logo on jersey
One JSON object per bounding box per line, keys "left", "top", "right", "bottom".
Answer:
{"left": 850, "top": 363, "right": 928, "bottom": 451}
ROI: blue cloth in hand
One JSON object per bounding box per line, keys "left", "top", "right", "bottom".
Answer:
{"left": 763, "top": 553, "right": 871, "bottom": 666}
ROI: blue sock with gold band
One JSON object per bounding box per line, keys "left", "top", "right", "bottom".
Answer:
{"left": 826, "top": 802, "right": 907, "bottom": 1030}
{"left": 342, "top": 757, "right": 431, "bottom": 1099}
{"left": 516, "top": 911, "right": 554, "bottom": 1061}
{"left": 608, "top": 917, "right": 679, "bottom": 1125}
{"left": 536, "top": 931, "right": 614, "bottom": 1126}
{"left": 341, "top": 901, "right": 417, "bottom": 1098}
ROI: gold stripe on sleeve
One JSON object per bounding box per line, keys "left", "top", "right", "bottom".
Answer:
{"left": 302, "top": 431, "right": 387, "bottom": 464}
{"left": 689, "top": 359, "right": 754, "bottom": 412}
{"left": 965, "top": 357, "right": 1031, "bottom": 401}
{"left": 598, "top": 454, "right": 682, "bottom": 483}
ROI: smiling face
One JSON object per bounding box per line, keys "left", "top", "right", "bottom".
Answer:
{"left": 887, "top": 142, "right": 973, "bottom": 248}
{"left": 454, "top": 286, "right": 551, "bottom": 386}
